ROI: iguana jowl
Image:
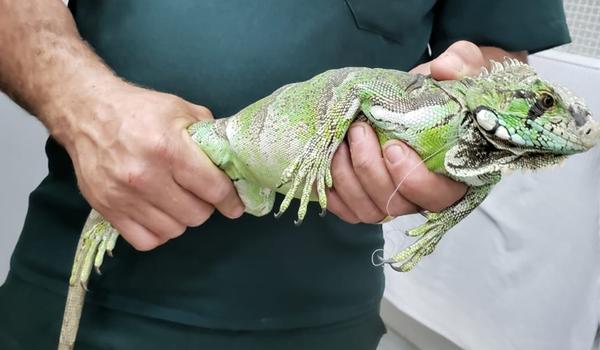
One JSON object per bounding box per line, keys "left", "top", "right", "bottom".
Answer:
{"left": 58, "top": 59, "right": 600, "bottom": 349}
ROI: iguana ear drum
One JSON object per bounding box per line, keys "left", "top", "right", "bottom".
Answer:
{"left": 474, "top": 106, "right": 525, "bottom": 145}
{"left": 474, "top": 106, "right": 513, "bottom": 142}
{"left": 474, "top": 106, "right": 499, "bottom": 132}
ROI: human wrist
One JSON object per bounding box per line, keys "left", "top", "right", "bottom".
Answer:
{"left": 41, "top": 70, "right": 129, "bottom": 152}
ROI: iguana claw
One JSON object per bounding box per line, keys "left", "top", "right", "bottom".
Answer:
{"left": 69, "top": 217, "right": 119, "bottom": 288}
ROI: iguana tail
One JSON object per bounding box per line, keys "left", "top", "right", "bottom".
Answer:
{"left": 58, "top": 281, "right": 85, "bottom": 350}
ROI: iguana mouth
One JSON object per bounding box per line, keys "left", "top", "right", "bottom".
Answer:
{"left": 527, "top": 119, "right": 593, "bottom": 154}
{"left": 472, "top": 120, "right": 578, "bottom": 157}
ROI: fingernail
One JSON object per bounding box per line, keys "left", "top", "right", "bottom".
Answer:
{"left": 385, "top": 143, "right": 405, "bottom": 164}
{"left": 348, "top": 124, "right": 365, "bottom": 144}
{"left": 442, "top": 53, "right": 464, "bottom": 75}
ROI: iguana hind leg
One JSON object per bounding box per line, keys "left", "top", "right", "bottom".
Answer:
{"left": 69, "top": 210, "right": 119, "bottom": 287}
{"left": 189, "top": 120, "right": 276, "bottom": 217}
{"left": 233, "top": 179, "right": 275, "bottom": 216}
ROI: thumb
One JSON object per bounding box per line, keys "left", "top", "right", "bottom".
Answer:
{"left": 429, "top": 40, "right": 485, "bottom": 80}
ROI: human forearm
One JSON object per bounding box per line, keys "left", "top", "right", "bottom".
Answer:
{"left": 0, "top": 0, "right": 120, "bottom": 144}
{"left": 0, "top": 0, "right": 243, "bottom": 249}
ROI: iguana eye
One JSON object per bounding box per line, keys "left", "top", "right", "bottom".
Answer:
{"left": 541, "top": 93, "right": 555, "bottom": 109}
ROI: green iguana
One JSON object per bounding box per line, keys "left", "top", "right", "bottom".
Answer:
{"left": 58, "top": 59, "right": 600, "bottom": 349}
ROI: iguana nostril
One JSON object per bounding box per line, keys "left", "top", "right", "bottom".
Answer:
{"left": 586, "top": 129, "right": 592, "bottom": 135}
{"left": 569, "top": 105, "right": 588, "bottom": 127}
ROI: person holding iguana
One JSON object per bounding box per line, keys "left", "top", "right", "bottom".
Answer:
{"left": 0, "top": 1, "right": 570, "bottom": 349}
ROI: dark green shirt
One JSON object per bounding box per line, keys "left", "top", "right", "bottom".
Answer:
{"left": 9, "top": 0, "right": 569, "bottom": 330}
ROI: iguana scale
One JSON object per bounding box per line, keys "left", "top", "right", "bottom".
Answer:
{"left": 58, "top": 59, "right": 600, "bottom": 349}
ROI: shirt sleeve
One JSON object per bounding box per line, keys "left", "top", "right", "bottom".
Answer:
{"left": 429, "top": 0, "right": 571, "bottom": 56}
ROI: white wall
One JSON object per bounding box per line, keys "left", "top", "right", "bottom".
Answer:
{"left": 0, "top": 94, "right": 47, "bottom": 283}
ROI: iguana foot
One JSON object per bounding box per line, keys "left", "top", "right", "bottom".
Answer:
{"left": 383, "top": 218, "right": 446, "bottom": 272}
{"left": 382, "top": 183, "right": 497, "bottom": 271}
{"left": 273, "top": 138, "right": 334, "bottom": 223}
{"left": 69, "top": 218, "right": 119, "bottom": 288}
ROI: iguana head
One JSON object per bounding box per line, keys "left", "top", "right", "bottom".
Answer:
{"left": 463, "top": 59, "right": 600, "bottom": 155}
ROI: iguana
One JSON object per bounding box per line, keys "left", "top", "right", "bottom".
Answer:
{"left": 58, "top": 59, "right": 600, "bottom": 349}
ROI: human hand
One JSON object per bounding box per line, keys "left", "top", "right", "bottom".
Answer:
{"left": 327, "top": 41, "right": 526, "bottom": 223}
{"left": 57, "top": 82, "right": 244, "bottom": 250}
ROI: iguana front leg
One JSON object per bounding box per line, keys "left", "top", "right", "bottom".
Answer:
{"left": 384, "top": 173, "right": 501, "bottom": 271}
{"left": 274, "top": 97, "right": 361, "bottom": 224}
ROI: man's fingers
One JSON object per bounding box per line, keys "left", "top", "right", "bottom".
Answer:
{"left": 429, "top": 40, "right": 485, "bottom": 80}
{"left": 383, "top": 140, "right": 467, "bottom": 212}
{"left": 148, "top": 181, "right": 215, "bottom": 227}
{"left": 129, "top": 203, "right": 187, "bottom": 240}
{"left": 331, "top": 141, "right": 385, "bottom": 223}
{"left": 326, "top": 188, "right": 360, "bottom": 224}
{"left": 347, "top": 122, "right": 419, "bottom": 216}
{"left": 109, "top": 215, "right": 165, "bottom": 251}
{"left": 174, "top": 135, "right": 244, "bottom": 219}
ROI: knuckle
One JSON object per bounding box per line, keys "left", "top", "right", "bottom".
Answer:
{"left": 352, "top": 153, "right": 374, "bottom": 172}
{"left": 161, "top": 94, "right": 184, "bottom": 109}
{"left": 120, "top": 165, "right": 148, "bottom": 189}
{"left": 195, "top": 105, "right": 213, "bottom": 117}
{"left": 331, "top": 163, "right": 352, "bottom": 185}
{"left": 148, "top": 134, "right": 173, "bottom": 161}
